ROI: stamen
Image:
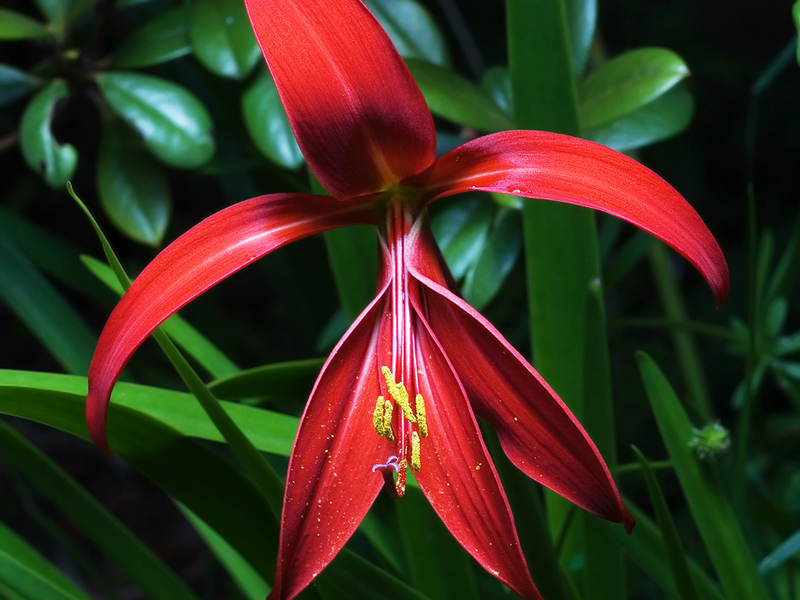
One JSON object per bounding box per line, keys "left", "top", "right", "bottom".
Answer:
{"left": 415, "top": 394, "right": 428, "bottom": 437}
{"left": 381, "top": 366, "right": 416, "bottom": 423}
{"left": 373, "top": 395, "right": 385, "bottom": 436}
{"left": 372, "top": 456, "right": 400, "bottom": 472}
{"left": 395, "top": 459, "right": 407, "bottom": 497}
{"left": 382, "top": 400, "right": 395, "bottom": 441}
{"left": 411, "top": 431, "right": 421, "bottom": 471}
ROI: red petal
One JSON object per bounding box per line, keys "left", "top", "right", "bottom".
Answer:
{"left": 245, "top": 0, "right": 436, "bottom": 198}
{"left": 406, "top": 226, "right": 633, "bottom": 531}
{"left": 407, "top": 131, "right": 729, "bottom": 306}
{"left": 411, "top": 308, "right": 542, "bottom": 600}
{"left": 271, "top": 291, "right": 391, "bottom": 600}
{"left": 87, "top": 194, "right": 375, "bottom": 452}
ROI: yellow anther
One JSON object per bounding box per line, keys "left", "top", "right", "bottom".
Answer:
{"left": 381, "top": 366, "right": 416, "bottom": 423}
{"left": 411, "top": 431, "right": 421, "bottom": 471}
{"left": 396, "top": 459, "right": 407, "bottom": 497}
{"left": 373, "top": 396, "right": 385, "bottom": 436}
{"left": 415, "top": 394, "right": 428, "bottom": 437}
{"left": 382, "top": 400, "right": 395, "bottom": 441}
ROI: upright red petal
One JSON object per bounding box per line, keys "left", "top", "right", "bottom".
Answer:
{"left": 271, "top": 291, "right": 391, "bottom": 600}
{"left": 245, "top": 0, "right": 436, "bottom": 199}
{"left": 407, "top": 131, "right": 729, "bottom": 306}
{"left": 87, "top": 194, "right": 375, "bottom": 452}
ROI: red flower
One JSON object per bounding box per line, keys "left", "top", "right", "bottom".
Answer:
{"left": 86, "top": 1, "right": 729, "bottom": 599}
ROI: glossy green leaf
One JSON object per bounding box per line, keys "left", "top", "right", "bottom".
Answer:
{"left": 364, "top": 0, "right": 449, "bottom": 66}
{"left": 584, "top": 84, "right": 694, "bottom": 152}
{"left": 189, "top": 0, "right": 260, "bottom": 79}
{"left": 208, "top": 358, "right": 321, "bottom": 401}
{"left": 111, "top": 7, "right": 191, "bottom": 68}
{"left": 0, "top": 63, "right": 38, "bottom": 107}
{"left": 0, "top": 523, "right": 91, "bottom": 600}
{"left": 406, "top": 59, "right": 514, "bottom": 132}
{"left": 20, "top": 80, "right": 77, "bottom": 188}
{"left": 96, "top": 72, "right": 214, "bottom": 169}
{"left": 0, "top": 420, "right": 201, "bottom": 600}
{"left": 565, "top": 0, "right": 596, "bottom": 76}
{"left": 0, "top": 9, "right": 50, "bottom": 39}
{"left": 97, "top": 118, "right": 171, "bottom": 246}
{"left": 242, "top": 69, "right": 303, "bottom": 169}
{"left": 430, "top": 196, "right": 493, "bottom": 280}
{"left": 462, "top": 208, "right": 521, "bottom": 310}
{"left": 633, "top": 447, "right": 701, "bottom": 600}
{"left": 579, "top": 47, "right": 690, "bottom": 130}
{"left": 637, "top": 352, "right": 771, "bottom": 600}
{"left": 0, "top": 233, "right": 95, "bottom": 375}
{"left": 81, "top": 255, "right": 239, "bottom": 379}
{"left": 481, "top": 66, "right": 513, "bottom": 117}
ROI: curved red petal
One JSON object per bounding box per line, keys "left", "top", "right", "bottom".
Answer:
{"left": 406, "top": 223, "right": 634, "bottom": 532}
{"left": 270, "top": 290, "right": 391, "bottom": 600}
{"left": 87, "top": 194, "right": 375, "bottom": 453}
{"left": 245, "top": 0, "right": 436, "bottom": 198}
{"left": 407, "top": 130, "right": 729, "bottom": 306}
{"left": 411, "top": 307, "right": 542, "bottom": 600}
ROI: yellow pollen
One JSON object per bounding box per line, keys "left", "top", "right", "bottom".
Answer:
{"left": 396, "top": 459, "right": 407, "bottom": 496}
{"left": 415, "top": 393, "right": 428, "bottom": 437}
{"left": 411, "top": 431, "right": 421, "bottom": 471}
{"left": 373, "top": 396, "right": 385, "bottom": 436}
{"left": 381, "top": 366, "right": 416, "bottom": 423}
{"left": 382, "top": 400, "right": 395, "bottom": 441}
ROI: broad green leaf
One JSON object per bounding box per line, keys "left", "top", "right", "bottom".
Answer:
{"left": 81, "top": 255, "right": 239, "bottom": 379}
{"left": 0, "top": 549, "right": 84, "bottom": 600}
{"left": 431, "top": 196, "right": 494, "bottom": 280}
{"left": 795, "top": 1, "right": 800, "bottom": 65}
{"left": 318, "top": 551, "right": 431, "bottom": 600}
{"left": 208, "top": 358, "right": 321, "bottom": 401}
{"left": 111, "top": 7, "right": 191, "bottom": 68}
{"left": 584, "top": 84, "right": 694, "bottom": 152}
{"left": 579, "top": 47, "right": 689, "bottom": 130}
{"left": 20, "top": 80, "right": 77, "bottom": 188}
{"left": 407, "top": 59, "right": 514, "bottom": 132}
{"left": 96, "top": 72, "right": 214, "bottom": 169}
{"left": 481, "top": 66, "right": 513, "bottom": 116}
{"left": 189, "top": 0, "right": 260, "bottom": 79}
{"left": 242, "top": 69, "right": 303, "bottom": 169}
{"left": 0, "top": 523, "right": 91, "bottom": 600}
{"left": 0, "top": 63, "right": 38, "bottom": 107}
{"left": 633, "top": 447, "right": 701, "bottom": 600}
{"left": 364, "top": 0, "right": 449, "bottom": 66}
{"left": 97, "top": 118, "right": 171, "bottom": 246}
{"left": 565, "top": 0, "right": 596, "bottom": 77}
{"left": 0, "top": 420, "right": 201, "bottom": 600}
{"left": 462, "top": 208, "right": 521, "bottom": 310}
{"left": 0, "top": 233, "right": 95, "bottom": 375}
{"left": 759, "top": 528, "right": 800, "bottom": 575}
{"left": 637, "top": 353, "right": 771, "bottom": 600}
{"left": 0, "top": 9, "right": 50, "bottom": 39}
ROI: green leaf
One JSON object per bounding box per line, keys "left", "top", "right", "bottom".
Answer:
{"left": 0, "top": 522, "right": 91, "bottom": 600}
{"left": 189, "top": 0, "right": 260, "bottom": 79}
{"left": 0, "top": 420, "right": 202, "bottom": 600}
{"left": 363, "top": 0, "right": 449, "bottom": 66}
{"left": 0, "top": 63, "right": 39, "bottom": 107}
{"left": 0, "top": 9, "right": 50, "bottom": 39}
{"left": 481, "top": 66, "right": 513, "bottom": 117}
{"left": 97, "top": 118, "right": 171, "bottom": 246}
{"left": 0, "top": 233, "right": 95, "bottom": 375}
{"left": 20, "top": 80, "right": 77, "bottom": 189}
{"left": 579, "top": 47, "right": 690, "bottom": 130}
{"left": 32, "top": 0, "right": 66, "bottom": 30}
{"left": 759, "top": 528, "right": 800, "bottom": 576}
{"left": 462, "top": 208, "right": 521, "bottom": 310}
{"left": 96, "top": 71, "right": 214, "bottom": 169}
{"left": 406, "top": 59, "right": 514, "bottom": 132}
{"left": 111, "top": 7, "right": 191, "bottom": 68}
{"left": 208, "top": 358, "right": 321, "bottom": 401}
{"left": 565, "top": 0, "right": 596, "bottom": 77}
{"left": 242, "top": 69, "right": 303, "bottom": 169}
{"left": 794, "top": 2, "right": 800, "bottom": 65}
{"left": 636, "top": 352, "right": 771, "bottom": 600}
{"left": 584, "top": 84, "right": 694, "bottom": 152}
{"left": 431, "top": 196, "right": 494, "bottom": 280}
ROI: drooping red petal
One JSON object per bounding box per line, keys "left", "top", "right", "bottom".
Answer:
{"left": 271, "top": 291, "right": 392, "bottom": 600}
{"left": 405, "top": 224, "right": 633, "bottom": 532}
{"left": 245, "top": 0, "right": 436, "bottom": 199}
{"left": 407, "top": 130, "right": 729, "bottom": 306}
{"left": 410, "top": 306, "right": 542, "bottom": 600}
{"left": 87, "top": 194, "right": 375, "bottom": 452}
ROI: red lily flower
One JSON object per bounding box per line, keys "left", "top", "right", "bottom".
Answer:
{"left": 86, "top": 1, "right": 729, "bottom": 599}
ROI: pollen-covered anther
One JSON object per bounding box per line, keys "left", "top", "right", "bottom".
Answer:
{"left": 396, "top": 459, "right": 407, "bottom": 497}
{"left": 382, "top": 400, "right": 395, "bottom": 441}
{"left": 411, "top": 431, "right": 421, "bottom": 471}
{"left": 381, "top": 366, "right": 416, "bottom": 423}
{"left": 373, "top": 395, "right": 385, "bottom": 436}
{"left": 415, "top": 393, "right": 428, "bottom": 437}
